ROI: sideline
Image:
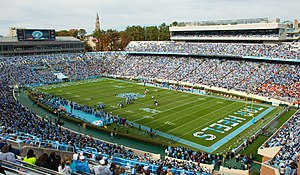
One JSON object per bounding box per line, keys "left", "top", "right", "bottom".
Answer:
{"left": 15, "top": 89, "right": 164, "bottom": 157}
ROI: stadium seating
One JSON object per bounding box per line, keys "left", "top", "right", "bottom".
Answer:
{"left": 125, "top": 41, "right": 300, "bottom": 60}
{"left": 0, "top": 49, "right": 299, "bottom": 174}
{"left": 260, "top": 110, "right": 300, "bottom": 174}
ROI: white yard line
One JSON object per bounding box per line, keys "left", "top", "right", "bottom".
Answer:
{"left": 135, "top": 98, "right": 218, "bottom": 124}
{"left": 177, "top": 102, "right": 248, "bottom": 137}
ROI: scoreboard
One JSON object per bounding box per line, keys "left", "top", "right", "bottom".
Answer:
{"left": 17, "top": 29, "right": 56, "bottom": 41}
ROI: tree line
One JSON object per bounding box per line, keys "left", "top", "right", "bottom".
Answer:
{"left": 56, "top": 23, "right": 170, "bottom": 51}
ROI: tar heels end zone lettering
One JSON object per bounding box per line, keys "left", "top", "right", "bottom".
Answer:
{"left": 193, "top": 106, "right": 263, "bottom": 140}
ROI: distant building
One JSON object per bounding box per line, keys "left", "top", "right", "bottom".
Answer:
{"left": 95, "top": 13, "right": 101, "bottom": 31}
{"left": 87, "top": 36, "right": 97, "bottom": 51}
{"left": 0, "top": 28, "right": 84, "bottom": 56}
{"left": 9, "top": 27, "right": 17, "bottom": 37}
{"left": 170, "top": 18, "right": 300, "bottom": 43}
{"left": 9, "top": 27, "right": 18, "bottom": 37}
{"left": 286, "top": 19, "right": 300, "bottom": 41}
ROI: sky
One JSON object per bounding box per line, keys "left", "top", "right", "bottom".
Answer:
{"left": 1, "top": 0, "right": 299, "bottom": 36}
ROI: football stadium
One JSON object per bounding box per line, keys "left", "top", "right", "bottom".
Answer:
{"left": 0, "top": 16, "right": 299, "bottom": 175}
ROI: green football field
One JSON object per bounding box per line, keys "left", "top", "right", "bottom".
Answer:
{"left": 37, "top": 78, "right": 277, "bottom": 149}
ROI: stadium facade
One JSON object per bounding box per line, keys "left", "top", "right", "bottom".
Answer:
{"left": 0, "top": 28, "right": 84, "bottom": 56}
{"left": 170, "top": 18, "right": 300, "bottom": 43}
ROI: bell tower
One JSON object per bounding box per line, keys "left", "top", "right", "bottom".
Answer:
{"left": 95, "top": 13, "right": 100, "bottom": 31}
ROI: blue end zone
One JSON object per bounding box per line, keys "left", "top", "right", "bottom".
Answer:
{"left": 209, "top": 107, "right": 274, "bottom": 151}
{"left": 128, "top": 106, "right": 275, "bottom": 152}
{"left": 63, "top": 105, "right": 113, "bottom": 126}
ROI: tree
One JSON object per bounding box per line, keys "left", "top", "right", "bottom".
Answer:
{"left": 56, "top": 30, "right": 70, "bottom": 36}
{"left": 145, "top": 26, "right": 159, "bottom": 41}
{"left": 171, "top": 21, "right": 178, "bottom": 27}
{"left": 89, "top": 22, "right": 170, "bottom": 51}
{"left": 106, "top": 29, "right": 120, "bottom": 51}
{"left": 119, "top": 31, "right": 131, "bottom": 50}
{"left": 78, "top": 29, "right": 87, "bottom": 39}
{"left": 69, "top": 29, "right": 79, "bottom": 38}
{"left": 92, "top": 30, "right": 104, "bottom": 51}
{"left": 91, "top": 29, "right": 120, "bottom": 51}
{"left": 158, "top": 23, "right": 170, "bottom": 41}
{"left": 125, "top": 26, "right": 145, "bottom": 41}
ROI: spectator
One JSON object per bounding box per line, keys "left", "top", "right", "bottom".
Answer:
{"left": 48, "top": 152, "right": 60, "bottom": 171}
{"left": 92, "top": 159, "right": 112, "bottom": 175}
{"left": 0, "top": 144, "right": 16, "bottom": 163}
{"left": 156, "top": 165, "right": 164, "bottom": 175}
{"left": 36, "top": 153, "right": 50, "bottom": 169}
{"left": 76, "top": 155, "right": 91, "bottom": 173}
{"left": 131, "top": 164, "right": 137, "bottom": 175}
{"left": 109, "top": 162, "right": 117, "bottom": 175}
{"left": 23, "top": 149, "right": 36, "bottom": 165}
{"left": 69, "top": 154, "right": 78, "bottom": 173}
{"left": 58, "top": 158, "right": 72, "bottom": 175}
{"left": 118, "top": 167, "right": 127, "bottom": 175}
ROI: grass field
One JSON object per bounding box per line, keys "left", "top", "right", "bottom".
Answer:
{"left": 37, "top": 78, "right": 279, "bottom": 150}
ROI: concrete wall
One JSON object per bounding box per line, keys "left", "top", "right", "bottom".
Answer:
{"left": 219, "top": 166, "right": 249, "bottom": 175}
{"left": 260, "top": 163, "right": 278, "bottom": 175}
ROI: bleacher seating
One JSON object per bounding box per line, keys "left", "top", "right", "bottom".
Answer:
{"left": 0, "top": 48, "right": 299, "bottom": 174}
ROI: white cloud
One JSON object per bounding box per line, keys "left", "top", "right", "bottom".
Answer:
{"left": 1, "top": 0, "right": 299, "bottom": 35}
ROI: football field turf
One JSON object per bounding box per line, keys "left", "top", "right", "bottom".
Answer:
{"left": 37, "top": 78, "right": 276, "bottom": 151}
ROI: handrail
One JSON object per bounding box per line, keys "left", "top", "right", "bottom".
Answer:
{"left": 0, "top": 159, "right": 61, "bottom": 175}
{"left": 15, "top": 159, "right": 63, "bottom": 175}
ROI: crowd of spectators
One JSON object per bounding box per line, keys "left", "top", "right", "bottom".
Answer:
{"left": 125, "top": 41, "right": 300, "bottom": 60}
{"left": 262, "top": 111, "right": 299, "bottom": 174}
{"left": 165, "top": 146, "right": 253, "bottom": 171}
{"left": 2, "top": 51, "right": 298, "bottom": 103}
{"left": 0, "top": 49, "right": 299, "bottom": 174}
{"left": 0, "top": 55, "right": 213, "bottom": 174}
{"left": 0, "top": 57, "right": 149, "bottom": 174}
{"left": 100, "top": 55, "right": 299, "bottom": 103}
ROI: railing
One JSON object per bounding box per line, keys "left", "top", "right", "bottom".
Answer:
{"left": 0, "top": 159, "right": 62, "bottom": 175}
{"left": 0, "top": 133, "right": 75, "bottom": 153}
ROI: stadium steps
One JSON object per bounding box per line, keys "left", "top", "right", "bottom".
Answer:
{"left": 197, "top": 59, "right": 217, "bottom": 80}
{"left": 220, "top": 67, "right": 235, "bottom": 80}
{"left": 84, "top": 52, "right": 92, "bottom": 59}
{"left": 208, "top": 61, "right": 220, "bottom": 76}
{"left": 77, "top": 54, "right": 87, "bottom": 64}
{"left": 186, "top": 59, "right": 204, "bottom": 77}
{"left": 233, "top": 66, "right": 258, "bottom": 91}
{"left": 167, "top": 62, "right": 183, "bottom": 79}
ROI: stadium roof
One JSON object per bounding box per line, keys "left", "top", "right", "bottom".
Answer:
{"left": 175, "top": 18, "right": 277, "bottom": 27}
